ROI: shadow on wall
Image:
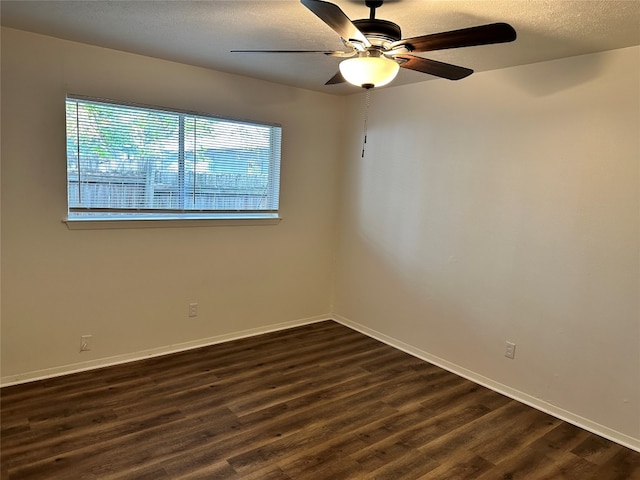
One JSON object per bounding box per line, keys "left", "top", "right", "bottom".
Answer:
{"left": 504, "top": 52, "right": 609, "bottom": 97}
{"left": 491, "top": 22, "right": 612, "bottom": 97}
{"left": 407, "top": 11, "right": 610, "bottom": 98}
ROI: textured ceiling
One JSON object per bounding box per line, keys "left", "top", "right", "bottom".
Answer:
{"left": 1, "top": 0, "right": 639, "bottom": 95}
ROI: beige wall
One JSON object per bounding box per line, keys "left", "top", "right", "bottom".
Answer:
{"left": 1, "top": 28, "right": 342, "bottom": 381}
{"left": 334, "top": 46, "right": 639, "bottom": 448}
{"left": 2, "top": 26, "right": 638, "bottom": 450}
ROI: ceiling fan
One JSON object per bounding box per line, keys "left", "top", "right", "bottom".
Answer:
{"left": 232, "top": 0, "right": 517, "bottom": 89}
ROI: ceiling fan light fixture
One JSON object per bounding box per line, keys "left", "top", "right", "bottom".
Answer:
{"left": 339, "top": 54, "right": 399, "bottom": 88}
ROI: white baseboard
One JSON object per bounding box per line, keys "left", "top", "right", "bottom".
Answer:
{"left": 0, "top": 314, "right": 331, "bottom": 387}
{"left": 333, "top": 314, "right": 640, "bottom": 453}
{"left": 4, "top": 313, "right": 638, "bottom": 453}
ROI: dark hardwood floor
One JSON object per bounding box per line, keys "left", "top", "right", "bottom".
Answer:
{"left": 2, "top": 321, "right": 639, "bottom": 479}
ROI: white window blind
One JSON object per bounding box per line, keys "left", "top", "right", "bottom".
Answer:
{"left": 66, "top": 95, "right": 281, "bottom": 221}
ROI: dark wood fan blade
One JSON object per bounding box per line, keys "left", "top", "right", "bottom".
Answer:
{"left": 325, "top": 71, "right": 346, "bottom": 85}
{"left": 396, "top": 55, "right": 473, "bottom": 80}
{"left": 392, "top": 22, "right": 516, "bottom": 53}
{"left": 301, "top": 0, "right": 371, "bottom": 47}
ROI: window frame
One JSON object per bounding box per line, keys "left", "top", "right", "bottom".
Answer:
{"left": 64, "top": 95, "right": 282, "bottom": 229}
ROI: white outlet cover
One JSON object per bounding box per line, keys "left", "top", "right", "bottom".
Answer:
{"left": 505, "top": 341, "right": 516, "bottom": 359}
{"left": 80, "top": 335, "right": 92, "bottom": 351}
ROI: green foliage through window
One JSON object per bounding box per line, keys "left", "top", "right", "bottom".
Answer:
{"left": 66, "top": 96, "right": 281, "bottom": 220}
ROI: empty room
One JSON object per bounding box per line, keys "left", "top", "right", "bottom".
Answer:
{"left": 1, "top": 0, "right": 639, "bottom": 478}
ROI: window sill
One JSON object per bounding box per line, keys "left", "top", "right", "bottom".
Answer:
{"left": 63, "top": 216, "right": 282, "bottom": 230}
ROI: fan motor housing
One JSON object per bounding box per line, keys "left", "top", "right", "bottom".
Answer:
{"left": 353, "top": 18, "right": 402, "bottom": 46}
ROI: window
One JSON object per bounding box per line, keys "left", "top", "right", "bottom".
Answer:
{"left": 65, "top": 95, "right": 281, "bottom": 223}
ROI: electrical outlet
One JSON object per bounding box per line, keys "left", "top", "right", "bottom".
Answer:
{"left": 188, "top": 302, "right": 198, "bottom": 317}
{"left": 80, "top": 335, "right": 92, "bottom": 352}
{"left": 505, "top": 341, "right": 516, "bottom": 359}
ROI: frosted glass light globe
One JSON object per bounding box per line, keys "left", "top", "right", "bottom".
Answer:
{"left": 339, "top": 56, "right": 400, "bottom": 88}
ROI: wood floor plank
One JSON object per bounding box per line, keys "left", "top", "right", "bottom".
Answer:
{"left": 419, "top": 449, "right": 494, "bottom": 479}
{"left": 591, "top": 447, "right": 640, "bottom": 480}
{"left": 2, "top": 320, "right": 638, "bottom": 479}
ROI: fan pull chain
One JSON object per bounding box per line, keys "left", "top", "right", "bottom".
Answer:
{"left": 362, "top": 88, "right": 371, "bottom": 158}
